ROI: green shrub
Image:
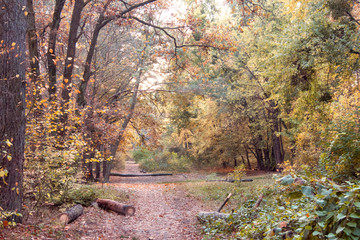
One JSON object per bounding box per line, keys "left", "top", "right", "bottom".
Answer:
{"left": 200, "top": 174, "right": 360, "bottom": 239}
{"left": 137, "top": 151, "right": 192, "bottom": 172}
{"left": 132, "top": 147, "right": 154, "bottom": 163}
{"left": 319, "top": 110, "right": 360, "bottom": 181}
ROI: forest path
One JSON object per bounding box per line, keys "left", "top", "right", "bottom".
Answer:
{"left": 71, "top": 161, "right": 208, "bottom": 240}
{"left": 109, "top": 160, "right": 206, "bottom": 239}
{"left": 1, "top": 161, "right": 209, "bottom": 239}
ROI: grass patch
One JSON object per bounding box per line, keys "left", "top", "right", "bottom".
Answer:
{"left": 179, "top": 174, "right": 273, "bottom": 211}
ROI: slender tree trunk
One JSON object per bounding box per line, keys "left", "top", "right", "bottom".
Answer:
{"left": 47, "top": 0, "right": 66, "bottom": 101}
{"left": 263, "top": 147, "right": 271, "bottom": 170}
{"left": 0, "top": 0, "right": 27, "bottom": 223}
{"left": 104, "top": 68, "right": 143, "bottom": 183}
{"left": 77, "top": 2, "right": 112, "bottom": 107}
{"left": 59, "top": 0, "right": 88, "bottom": 139}
{"left": 269, "top": 102, "right": 284, "bottom": 165}
{"left": 95, "top": 161, "right": 101, "bottom": 179}
{"left": 26, "top": 0, "right": 41, "bottom": 99}
{"left": 244, "top": 144, "right": 251, "bottom": 169}
{"left": 61, "top": 0, "right": 86, "bottom": 105}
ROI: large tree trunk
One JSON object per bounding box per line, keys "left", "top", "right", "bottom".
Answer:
{"left": 255, "top": 147, "right": 265, "bottom": 170}
{"left": 0, "top": 0, "right": 27, "bottom": 223}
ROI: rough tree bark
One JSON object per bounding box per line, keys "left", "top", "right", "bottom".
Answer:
{"left": 59, "top": 204, "right": 84, "bottom": 224}
{"left": 96, "top": 199, "right": 135, "bottom": 216}
{"left": 0, "top": 0, "right": 27, "bottom": 223}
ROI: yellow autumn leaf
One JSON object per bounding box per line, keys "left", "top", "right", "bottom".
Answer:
{"left": 5, "top": 139, "right": 12, "bottom": 147}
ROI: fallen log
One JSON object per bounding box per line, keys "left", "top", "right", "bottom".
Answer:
{"left": 206, "top": 179, "right": 253, "bottom": 183}
{"left": 197, "top": 211, "right": 231, "bottom": 222}
{"left": 96, "top": 199, "right": 135, "bottom": 216}
{"left": 197, "top": 193, "right": 265, "bottom": 222}
{"left": 59, "top": 204, "right": 83, "bottom": 225}
{"left": 110, "top": 173, "right": 173, "bottom": 177}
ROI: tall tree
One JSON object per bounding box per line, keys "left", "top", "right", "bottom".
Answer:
{"left": 0, "top": 0, "right": 27, "bottom": 223}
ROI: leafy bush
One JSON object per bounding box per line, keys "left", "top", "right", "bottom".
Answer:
{"left": 137, "top": 150, "right": 192, "bottom": 172}
{"left": 201, "top": 174, "right": 360, "bottom": 239}
{"left": 132, "top": 147, "right": 155, "bottom": 163}
{"left": 319, "top": 109, "right": 360, "bottom": 181}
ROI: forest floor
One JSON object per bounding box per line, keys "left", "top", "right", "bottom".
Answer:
{"left": 1, "top": 161, "right": 271, "bottom": 240}
{"left": 1, "top": 161, "right": 211, "bottom": 240}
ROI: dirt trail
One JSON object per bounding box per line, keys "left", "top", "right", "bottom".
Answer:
{"left": 109, "top": 161, "right": 206, "bottom": 239}
{"left": 2, "top": 161, "right": 208, "bottom": 239}
{"left": 73, "top": 161, "right": 207, "bottom": 240}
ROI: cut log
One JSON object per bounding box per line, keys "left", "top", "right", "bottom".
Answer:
{"left": 206, "top": 179, "right": 253, "bottom": 183}
{"left": 59, "top": 204, "right": 83, "bottom": 225}
{"left": 197, "top": 211, "right": 231, "bottom": 222}
{"left": 197, "top": 193, "right": 265, "bottom": 222}
{"left": 110, "top": 173, "right": 173, "bottom": 177}
{"left": 96, "top": 199, "right": 135, "bottom": 216}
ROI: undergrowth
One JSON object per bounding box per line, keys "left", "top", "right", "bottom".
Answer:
{"left": 196, "top": 173, "right": 360, "bottom": 240}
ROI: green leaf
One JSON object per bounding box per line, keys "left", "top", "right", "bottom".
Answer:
{"left": 337, "top": 213, "right": 346, "bottom": 221}
{"left": 344, "top": 227, "right": 353, "bottom": 236}
{"left": 316, "top": 199, "right": 327, "bottom": 207}
{"left": 350, "top": 213, "right": 360, "bottom": 219}
{"left": 301, "top": 186, "right": 314, "bottom": 198}
{"left": 320, "top": 188, "right": 332, "bottom": 197}
{"left": 354, "top": 228, "right": 360, "bottom": 237}
{"left": 354, "top": 202, "right": 360, "bottom": 209}
{"left": 347, "top": 222, "right": 357, "bottom": 228}
{"left": 313, "top": 231, "right": 322, "bottom": 236}
{"left": 336, "top": 226, "right": 345, "bottom": 234}
{"left": 351, "top": 235, "right": 359, "bottom": 240}
{"left": 327, "top": 233, "right": 336, "bottom": 239}
{"left": 278, "top": 175, "right": 294, "bottom": 185}
{"left": 316, "top": 211, "right": 328, "bottom": 216}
